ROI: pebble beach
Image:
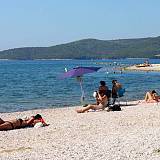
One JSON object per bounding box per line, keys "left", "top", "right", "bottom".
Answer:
{"left": 1, "top": 102, "right": 160, "bottom": 160}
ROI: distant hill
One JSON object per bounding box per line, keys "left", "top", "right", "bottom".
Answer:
{"left": 0, "top": 36, "right": 160, "bottom": 59}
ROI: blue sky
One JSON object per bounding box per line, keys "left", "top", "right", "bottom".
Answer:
{"left": 0, "top": 0, "right": 160, "bottom": 50}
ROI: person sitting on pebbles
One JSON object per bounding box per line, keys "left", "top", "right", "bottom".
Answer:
{"left": 95, "top": 80, "right": 109, "bottom": 105}
{"left": 0, "top": 114, "right": 49, "bottom": 131}
{"left": 76, "top": 90, "right": 108, "bottom": 113}
{"left": 144, "top": 90, "right": 160, "bottom": 103}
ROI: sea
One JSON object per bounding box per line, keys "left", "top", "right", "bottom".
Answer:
{"left": 0, "top": 58, "right": 160, "bottom": 113}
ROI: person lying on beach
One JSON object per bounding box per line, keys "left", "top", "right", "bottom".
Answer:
{"left": 0, "top": 114, "right": 48, "bottom": 131}
{"left": 76, "top": 91, "right": 108, "bottom": 113}
{"left": 144, "top": 90, "right": 160, "bottom": 103}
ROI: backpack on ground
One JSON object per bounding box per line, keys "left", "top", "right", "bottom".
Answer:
{"left": 108, "top": 104, "right": 121, "bottom": 111}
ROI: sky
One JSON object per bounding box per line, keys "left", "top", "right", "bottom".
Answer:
{"left": 0, "top": 0, "right": 160, "bottom": 50}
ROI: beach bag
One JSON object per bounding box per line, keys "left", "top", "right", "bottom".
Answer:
{"left": 117, "top": 88, "right": 125, "bottom": 97}
{"left": 109, "top": 104, "right": 121, "bottom": 111}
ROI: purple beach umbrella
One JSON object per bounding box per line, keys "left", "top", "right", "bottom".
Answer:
{"left": 60, "top": 66, "right": 101, "bottom": 79}
{"left": 60, "top": 66, "right": 101, "bottom": 102}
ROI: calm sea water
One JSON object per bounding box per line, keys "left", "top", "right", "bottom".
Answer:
{"left": 0, "top": 59, "right": 160, "bottom": 113}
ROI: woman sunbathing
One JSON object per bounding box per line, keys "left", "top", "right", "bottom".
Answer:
{"left": 144, "top": 90, "right": 160, "bottom": 103}
{"left": 0, "top": 114, "right": 48, "bottom": 131}
{"left": 76, "top": 91, "right": 108, "bottom": 113}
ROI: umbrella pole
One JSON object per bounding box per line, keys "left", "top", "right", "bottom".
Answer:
{"left": 79, "top": 80, "right": 85, "bottom": 103}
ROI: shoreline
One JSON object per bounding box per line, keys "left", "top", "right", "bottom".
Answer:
{"left": 0, "top": 100, "right": 139, "bottom": 114}
{"left": 1, "top": 100, "right": 160, "bottom": 159}
{"left": 124, "top": 63, "right": 160, "bottom": 71}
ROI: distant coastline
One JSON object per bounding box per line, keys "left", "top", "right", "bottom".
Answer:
{"left": 0, "top": 57, "right": 157, "bottom": 61}
{"left": 126, "top": 58, "right": 148, "bottom": 59}
{"left": 0, "top": 36, "right": 160, "bottom": 60}
{"left": 34, "top": 59, "right": 73, "bottom": 60}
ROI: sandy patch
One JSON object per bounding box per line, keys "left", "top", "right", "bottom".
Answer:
{"left": 124, "top": 64, "right": 160, "bottom": 71}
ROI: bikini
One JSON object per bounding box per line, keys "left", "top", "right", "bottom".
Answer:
{"left": 5, "top": 121, "right": 14, "bottom": 129}
{"left": 6, "top": 118, "right": 23, "bottom": 129}
{"left": 15, "top": 118, "right": 23, "bottom": 129}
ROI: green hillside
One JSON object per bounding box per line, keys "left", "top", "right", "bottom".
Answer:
{"left": 0, "top": 36, "right": 160, "bottom": 59}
